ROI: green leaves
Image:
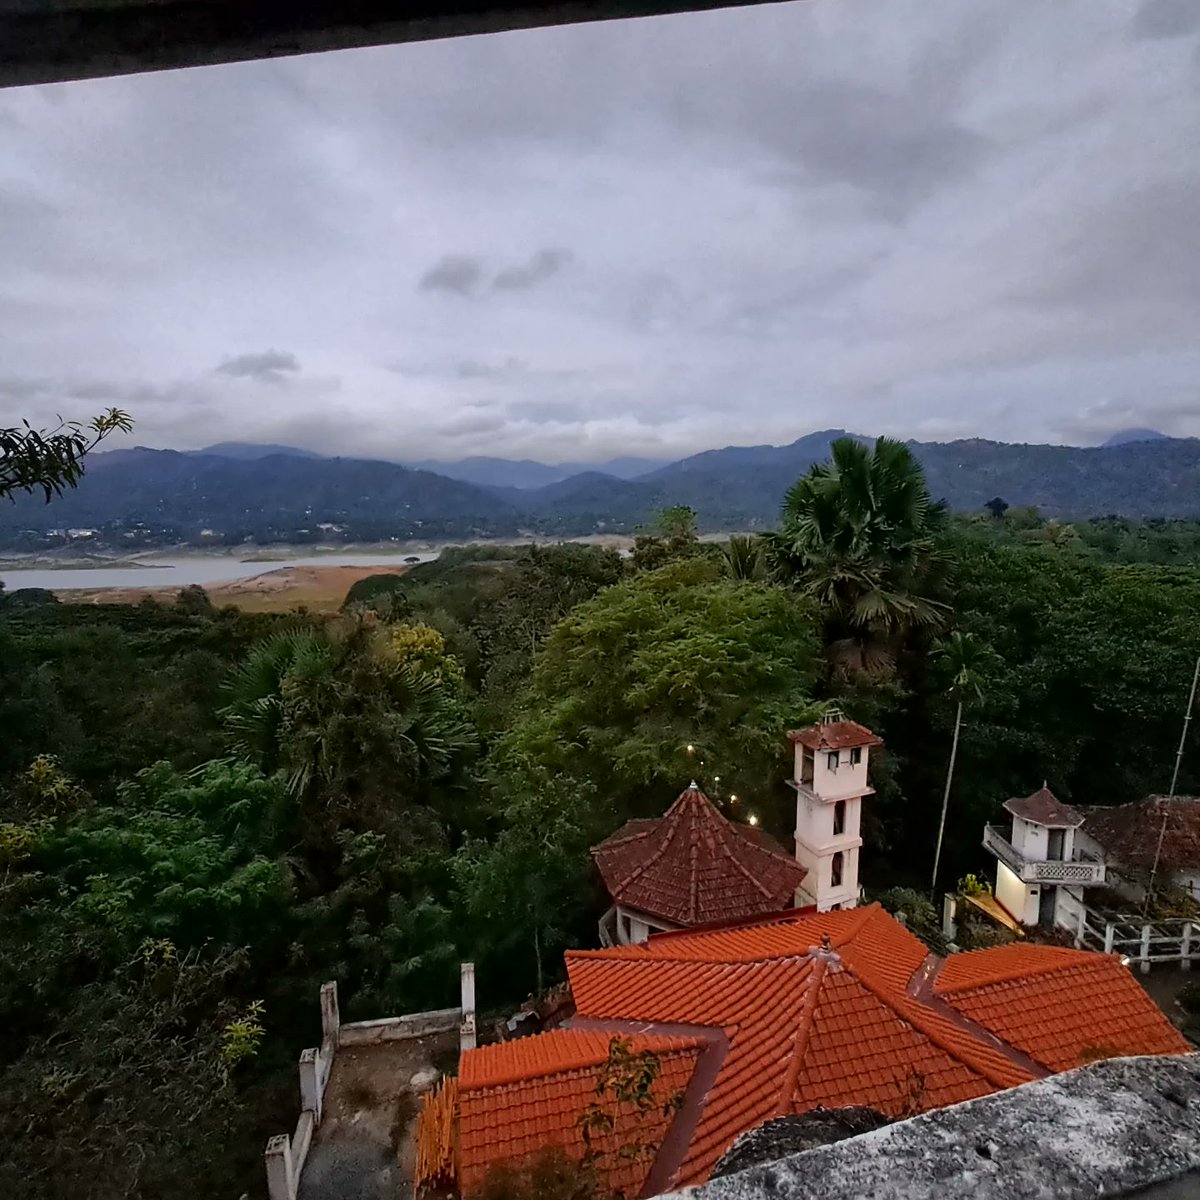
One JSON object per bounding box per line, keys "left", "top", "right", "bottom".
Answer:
{"left": 0, "top": 409, "right": 133, "bottom": 503}
{"left": 771, "top": 436, "right": 948, "bottom": 675}
{"left": 498, "top": 558, "right": 822, "bottom": 831}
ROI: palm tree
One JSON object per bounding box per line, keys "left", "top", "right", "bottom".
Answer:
{"left": 929, "top": 631, "right": 1000, "bottom": 896}
{"left": 221, "top": 622, "right": 477, "bottom": 826}
{"left": 723, "top": 534, "right": 766, "bottom": 581}
{"left": 220, "top": 627, "right": 330, "bottom": 776}
{"left": 768, "top": 436, "right": 948, "bottom": 674}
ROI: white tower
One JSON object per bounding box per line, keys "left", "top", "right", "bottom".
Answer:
{"left": 788, "top": 713, "right": 881, "bottom": 911}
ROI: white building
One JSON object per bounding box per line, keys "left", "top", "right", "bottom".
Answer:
{"left": 982, "top": 787, "right": 1106, "bottom": 930}
{"left": 983, "top": 788, "right": 1200, "bottom": 931}
{"left": 787, "top": 714, "right": 881, "bottom": 912}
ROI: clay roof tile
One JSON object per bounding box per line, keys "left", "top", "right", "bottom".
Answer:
{"left": 591, "top": 785, "right": 806, "bottom": 927}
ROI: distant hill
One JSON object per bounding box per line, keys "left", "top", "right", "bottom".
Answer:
{"left": 195, "top": 442, "right": 325, "bottom": 460}
{"left": 1101, "top": 428, "right": 1168, "bottom": 448}
{"left": 0, "top": 449, "right": 518, "bottom": 544}
{"left": 6, "top": 433, "right": 1200, "bottom": 551}
{"left": 407, "top": 455, "right": 671, "bottom": 489}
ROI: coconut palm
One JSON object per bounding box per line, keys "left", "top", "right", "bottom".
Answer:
{"left": 768, "top": 436, "right": 948, "bottom": 674}
{"left": 929, "top": 631, "right": 1000, "bottom": 896}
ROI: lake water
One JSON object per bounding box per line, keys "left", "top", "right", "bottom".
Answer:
{"left": 0, "top": 552, "right": 440, "bottom": 592}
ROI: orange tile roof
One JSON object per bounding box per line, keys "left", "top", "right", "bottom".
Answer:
{"left": 935, "top": 944, "right": 1191, "bottom": 1072}
{"left": 452, "top": 906, "right": 1188, "bottom": 1195}
{"left": 591, "top": 785, "right": 806, "bottom": 928}
{"left": 456, "top": 1029, "right": 703, "bottom": 1197}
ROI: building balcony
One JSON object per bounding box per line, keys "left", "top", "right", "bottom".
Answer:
{"left": 983, "top": 825, "right": 1106, "bottom": 886}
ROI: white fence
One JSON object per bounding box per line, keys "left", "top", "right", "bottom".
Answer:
{"left": 1075, "top": 910, "right": 1198, "bottom": 974}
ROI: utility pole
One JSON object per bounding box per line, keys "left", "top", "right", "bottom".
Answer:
{"left": 931, "top": 697, "right": 963, "bottom": 897}
{"left": 1143, "top": 654, "right": 1200, "bottom": 918}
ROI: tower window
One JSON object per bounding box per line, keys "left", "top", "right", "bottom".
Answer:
{"left": 833, "top": 800, "right": 846, "bottom": 836}
{"left": 827, "top": 751, "right": 839, "bottom": 771}
{"left": 831, "top": 851, "right": 844, "bottom": 888}
{"left": 850, "top": 747, "right": 862, "bottom": 765}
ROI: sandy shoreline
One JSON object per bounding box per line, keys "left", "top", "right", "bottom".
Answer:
{"left": 49, "top": 563, "right": 414, "bottom": 613}
{"left": 0, "top": 534, "right": 640, "bottom": 572}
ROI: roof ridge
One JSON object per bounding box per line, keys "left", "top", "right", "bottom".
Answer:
{"left": 832, "top": 901, "right": 880, "bottom": 948}
{"left": 709, "top": 816, "right": 778, "bottom": 902}
{"left": 936, "top": 946, "right": 1094, "bottom": 995}
{"left": 773, "top": 955, "right": 827, "bottom": 1116}
{"left": 617, "top": 789, "right": 701, "bottom": 895}
{"left": 846, "top": 963, "right": 1033, "bottom": 1091}
{"left": 824, "top": 932, "right": 1034, "bottom": 1090}
{"left": 462, "top": 1031, "right": 706, "bottom": 1090}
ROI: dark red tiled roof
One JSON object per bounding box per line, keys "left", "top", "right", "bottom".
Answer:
{"left": 787, "top": 719, "right": 882, "bottom": 751}
{"left": 591, "top": 786, "right": 807, "bottom": 927}
{"left": 1081, "top": 796, "right": 1200, "bottom": 869}
{"left": 1003, "top": 787, "right": 1084, "bottom": 828}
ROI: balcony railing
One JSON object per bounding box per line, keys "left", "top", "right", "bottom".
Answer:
{"left": 983, "top": 825, "right": 1106, "bottom": 886}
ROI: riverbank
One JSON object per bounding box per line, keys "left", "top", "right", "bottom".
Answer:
{"left": 0, "top": 533, "right": 640, "bottom": 573}
{"left": 46, "top": 563, "right": 414, "bottom": 614}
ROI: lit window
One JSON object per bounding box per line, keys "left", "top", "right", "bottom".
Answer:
{"left": 850, "top": 747, "right": 862, "bottom": 765}
{"left": 827, "top": 751, "right": 839, "bottom": 770}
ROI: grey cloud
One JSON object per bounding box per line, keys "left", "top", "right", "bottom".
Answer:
{"left": 742, "top": 79, "right": 992, "bottom": 217}
{"left": 215, "top": 350, "right": 301, "bottom": 384}
{"left": 1014, "top": 178, "right": 1200, "bottom": 313}
{"left": 419, "top": 255, "right": 484, "bottom": 295}
{"left": 1133, "top": 0, "right": 1200, "bottom": 39}
{"left": 493, "top": 249, "right": 573, "bottom": 290}
{"left": 1, "top": 2, "right": 1196, "bottom": 461}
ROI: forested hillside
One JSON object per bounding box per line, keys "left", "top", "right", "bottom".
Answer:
{"left": 6, "top": 440, "right": 1200, "bottom": 1198}
{"left": 6, "top": 433, "right": 1200, "bottom": 551}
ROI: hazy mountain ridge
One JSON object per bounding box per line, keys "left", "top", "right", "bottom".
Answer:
{"left": 5, "top": 433, "right": 1200, "bottom": 550}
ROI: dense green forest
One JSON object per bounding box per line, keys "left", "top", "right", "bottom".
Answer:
{"left": 5, "top": 439, "right": 1200, "bottom": 1198}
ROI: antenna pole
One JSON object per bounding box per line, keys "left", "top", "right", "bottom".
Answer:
{"left": 1169, "top": 655, "right": 1200, "bottom": 798}
{"left": 1144, "top": 654, "right": 1200, "bottom": 917}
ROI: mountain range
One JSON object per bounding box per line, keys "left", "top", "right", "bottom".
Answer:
{"left": 4, "top": 429, "right": 1199, "bottom": 550}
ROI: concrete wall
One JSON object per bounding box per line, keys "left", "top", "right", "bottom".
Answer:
{"left": 267, "top": 980, "right": 466, "bottom": 1200}
{"left": 339, "top": 1007, "right": 461, "bottom": 1045}
{"left": 1011, "top": 817, "right": 1049, "bottom": 861}
{"left": 811, "top": 748, "right": 869, "bottom": 800}
{"left": 617, "top": 906, "right": 674, "bottom": 944}
{"left": 996, "top": 860, "right": 1038, "bottom": 926}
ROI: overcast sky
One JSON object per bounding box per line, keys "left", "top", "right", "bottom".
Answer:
{"left": 1, "top": 0, "right": 1198, "bottom": 463}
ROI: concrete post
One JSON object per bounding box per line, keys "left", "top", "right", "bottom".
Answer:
{"left": 460, "top": 961, "right": 477, "bottom": 1052}
{"left": 1182, "top": 922, "right": 1192, "bottom": 971}
{"left": 1141, "top": 923, "right": 1152, "bottom": 975}
{"left": 265, "top": 1134, "right": 295, "bottom": 1200}
{"left": 320, "top": 981, "right": 340, "bottom": 1048}
{"left": 1075, "top": 905, "right": 1086, "bottom": 949}
{"left": 941, "top": 894, "right": 957, "bottom": 941}
{"left": 1104, "top": 923, "right": 1115, "bottom": 955}
{"left": 299, "top": 1047, "right": 322, "bottom": 1123}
